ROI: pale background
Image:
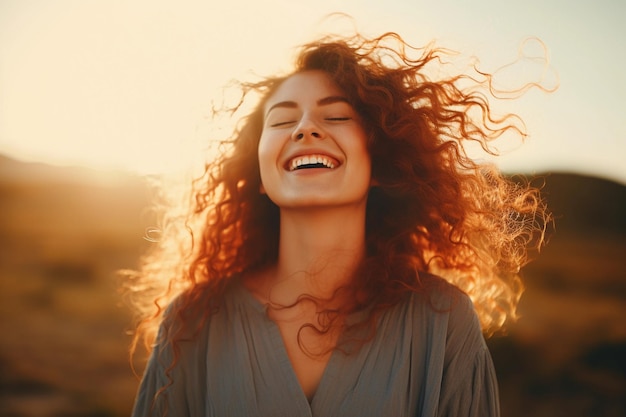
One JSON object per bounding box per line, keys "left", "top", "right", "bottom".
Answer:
{"left": 1, "top": 0, "right": 625, "bottom": 183}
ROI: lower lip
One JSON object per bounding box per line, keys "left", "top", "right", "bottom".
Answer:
{"left": 288, "top": 167, "right": 336, "bottom": 175}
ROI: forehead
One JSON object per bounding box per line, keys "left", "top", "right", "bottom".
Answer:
{"left": 264, "top": 70, "right": 345, "bottom": 109}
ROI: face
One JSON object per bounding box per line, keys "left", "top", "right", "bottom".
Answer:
{"left": 258, "top": 70, "right": 372, "bottom": 211}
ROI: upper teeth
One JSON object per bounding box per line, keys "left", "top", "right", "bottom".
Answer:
{"left": 289, "top": 155, "right": 336, "bottom": 171}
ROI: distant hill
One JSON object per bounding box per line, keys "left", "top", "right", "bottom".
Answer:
{"left": 0, "top": 154, "right": 142, "bottom": 186}
{"left": 0, "top": 154, "right": 152, "bottom": 245}
{"left": 527, "top": 172, "right": 626, "bottom": 237}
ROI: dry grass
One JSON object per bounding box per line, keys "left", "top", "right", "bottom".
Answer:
{"left": 0, "top": 177, "right": 150, "bottom": 416}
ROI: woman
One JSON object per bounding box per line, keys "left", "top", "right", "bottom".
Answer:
{"left": 130, "top": 32, "right": 548, "bottom": 416}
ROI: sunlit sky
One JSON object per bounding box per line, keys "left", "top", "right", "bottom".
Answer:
{"left": 1, "top": 0, "right": 625, "bottom": 183}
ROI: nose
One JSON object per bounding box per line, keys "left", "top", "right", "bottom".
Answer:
{"left": 292, "top": 116, "right": 325, "bottom": 141}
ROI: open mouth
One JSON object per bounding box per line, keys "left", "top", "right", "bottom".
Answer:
{"left": 287, "top": 154, "right": 339, "bottom": 171}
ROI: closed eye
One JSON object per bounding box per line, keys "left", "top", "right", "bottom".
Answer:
{"left": 270, "top": 121, "right": 297, "bottom": 127}
{"left": 325, "top": 117, "right": 351, "bottom": 122}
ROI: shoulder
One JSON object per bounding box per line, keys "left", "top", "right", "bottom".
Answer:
{"left": 149, "top": 280, "right": 245, "bottom": 377}
{"left": 415, "top": 273, "right": 490, "bottom": 369}
{"left": 414, "top": 272, "right": 477, "bottom": 319}
{"left": 152, "top": 279, "right": 245, "bottom": 361}
{"left": 380, "top": 272, "right": 483, "bottom": 352}
{"left": 406, "top": 272, "right": 484, "bottom": 347}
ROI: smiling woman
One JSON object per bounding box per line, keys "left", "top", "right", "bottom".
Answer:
{"left": 127, "top": 31, "right": 549, "bottom": 417}
{"left": 258, "top": 70, "right": 372, "bottom": 210}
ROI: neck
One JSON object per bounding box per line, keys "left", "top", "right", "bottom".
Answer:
{"left": 258, "top": 205, "right": 367, "bottom": 304}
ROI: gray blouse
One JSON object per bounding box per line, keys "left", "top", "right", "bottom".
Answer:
{"left": 132, "top": 274, "right": 500, "bottom": 416}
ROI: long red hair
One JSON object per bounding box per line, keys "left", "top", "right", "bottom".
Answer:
{"left": 126, "top": 32, "right": 550, "bottom": 363}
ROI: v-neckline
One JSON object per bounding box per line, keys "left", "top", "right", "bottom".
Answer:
{"left": 237, "top": 282, "right": 341, "bottom": 409}
{"left": 270, "top": 320, "right": 341, "bottom": 408}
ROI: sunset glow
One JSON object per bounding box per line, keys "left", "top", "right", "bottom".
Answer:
{"left": 1, "top": 0, "right": 624, "bottom": 183}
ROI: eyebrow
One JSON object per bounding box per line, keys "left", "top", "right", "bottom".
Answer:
{"left": 265, "top": 95, "right": 351, "bottom": 118}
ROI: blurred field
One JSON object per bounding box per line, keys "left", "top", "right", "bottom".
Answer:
{"left": 0, "top": 155, "right": 624, "bottom": 417}
{"left": 490, "top": 174, "right": 626, "bottom": 417}
{"left": 0, "top": 156, "right": 150, "bottom": 416}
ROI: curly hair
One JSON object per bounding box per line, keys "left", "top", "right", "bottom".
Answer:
{"left": 126, "top": 32, "right": 550, "bottom": 365}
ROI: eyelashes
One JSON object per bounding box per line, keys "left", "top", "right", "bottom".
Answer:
{"left": 270, "top": 120, "right": 296, "bottom": 127}
{"left": 269, "top": 117, "right": 352, "bottom": 128}
{"left": 326, "top": 117, "right": 351, "bottom": 122}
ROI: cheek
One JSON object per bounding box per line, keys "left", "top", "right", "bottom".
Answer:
{"left": 257, "top": 142, "right": 272, "bottom": 174}
{"left": 257, "top": 131, "right": 280, "bottom": 159}
{"left": 257, "top": 133, "right": 280, "bottom": 188}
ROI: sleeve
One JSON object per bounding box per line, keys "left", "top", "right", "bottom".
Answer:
{"left": 131, "top": 322, "right": 191, "bottom": 417}
{"left": 437, "top": 293, "right": 501, "bottom": 417}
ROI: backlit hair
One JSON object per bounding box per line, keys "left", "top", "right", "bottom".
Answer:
{"left": 126, "top": 32, "right": 550, "bottom": 367}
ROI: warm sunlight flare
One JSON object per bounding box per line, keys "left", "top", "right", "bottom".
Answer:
{"left": 1, "top": 0, "right": 625, "bottom": 182}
